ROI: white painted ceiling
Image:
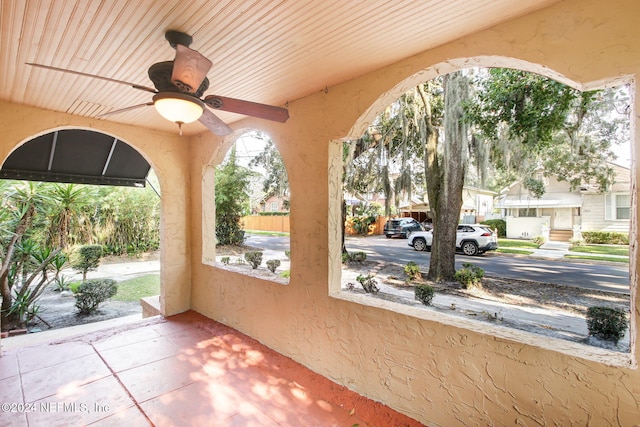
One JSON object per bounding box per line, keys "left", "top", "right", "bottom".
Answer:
{"left": 1, "top": 0, "right": 558, "bottom": 135}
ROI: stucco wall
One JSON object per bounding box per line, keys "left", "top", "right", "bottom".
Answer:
{"left": 0, "top": 0, "right": 638, "bottom": 425}
{"left": 190, "top": 0, "right": 640, "bottom": 425}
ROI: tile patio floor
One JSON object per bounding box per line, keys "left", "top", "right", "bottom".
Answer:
{"left": 0, "top": 311, "right": 424, "bottom": 426}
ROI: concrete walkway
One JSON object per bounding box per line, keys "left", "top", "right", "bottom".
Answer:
{"left": 530, "top": 241, "right": 628, "bottom": 261}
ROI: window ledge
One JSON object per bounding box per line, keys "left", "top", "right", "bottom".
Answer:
{"left": 330, "top": 290, "right": 636, "bottom": 369}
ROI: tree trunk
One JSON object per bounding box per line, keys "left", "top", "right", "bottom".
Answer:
{"left": 426, "top": 72, "right": 470, "bottom": 281}
{"left": 0, "top": 204, "right": 35, "bottom": 330}
{"left": 341, "top": 199, "right": 348, "bottom": 254}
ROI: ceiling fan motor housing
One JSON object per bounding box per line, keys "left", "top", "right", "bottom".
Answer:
{"left": 148, "top": 61, "right": 209, "bottom": 97}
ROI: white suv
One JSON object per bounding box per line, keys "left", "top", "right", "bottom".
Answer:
{"left": 408, "top": 224, "right": 498, "bottom": 256}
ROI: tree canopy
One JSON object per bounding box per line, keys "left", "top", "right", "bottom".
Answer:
{"left": 344, "top": 67, "right": 629, "bottom": 281}
{"left": 215, "top": 146, "right": 258, "bottom": 245}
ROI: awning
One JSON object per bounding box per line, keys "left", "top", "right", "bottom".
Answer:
{"left": 0, "top": 129, "right": 150, "bottom": 187}
{"left": 495, "top": 193, "right": 582, "bottom": 209}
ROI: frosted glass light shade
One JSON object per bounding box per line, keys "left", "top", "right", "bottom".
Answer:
{"left": 153, "top": 92, "right": 204, "bottom": 124}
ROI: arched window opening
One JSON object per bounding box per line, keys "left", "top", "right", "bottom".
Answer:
{"left": 206, "top": 130, "right": 291, "bottom": 284}
{"left": 336, "top": 66, "right": 633, "bottom": 360}
{"left": 0, "top": 129, "right": 162, "bottom": 333}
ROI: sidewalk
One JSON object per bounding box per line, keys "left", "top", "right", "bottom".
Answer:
{"left": 528, "top": 241, "right": 629, "bottom": 261}
{"left": 61, "top": 259, "right": 161, "bottom": 282}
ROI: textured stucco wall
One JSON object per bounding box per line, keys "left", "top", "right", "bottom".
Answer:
{"left": 190, "top": 0, "right": 640, "bottom": 425}
{"left": 0, "top": 0, "right": 638, "bottom": 424}
{"left": 0, "top": 104, "right": 192, "bottom": 316}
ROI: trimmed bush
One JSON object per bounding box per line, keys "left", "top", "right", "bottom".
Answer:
{"left": 74, "top": 279, "right": 117, "bottom": 314}
{"left": 266, "top": 259, "right": 281, "bottom": 273}
{"left": 415, "top": 284, "right": 435, "bottom": 305}
{"left": 586, "top": 306, "right": 628, "bottom": 344}
{"left": 532, "top": 235, "right": 546, "bottom": 247}
{"left": 455, "top": 263, "right": 485, "bottom": 289}
{"left": 480, "top": 219, "right": 506, "bottom": 238}
{"left": 244, "top": 251, "right": 263, "bottom": 269}
{"left": 71, "top": 244, "right": 103, "bottom": 281}
{"left": 257, "top": 211, "right": 289, "bottom": 216}
{"left": 581, "top": 231, "right": 629, "bottom": 245}
{"left": 404, "top": 262, "right": 422, "bottom": 281}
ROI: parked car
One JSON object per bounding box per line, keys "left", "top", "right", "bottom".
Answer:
{"left": 383, "top": 217, "right": 424, "bottom": 239}
{"left": 408, "top": 224, "right": 498, "bottom": 256}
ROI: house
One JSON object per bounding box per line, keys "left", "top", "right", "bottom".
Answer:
{"left": 0, "top": 1, "right": 639, "bottom": 425}
{"left": 495, "top": 163, "right": 631, "bottom": 241}
{"left": 399, "top": 186, "right": 498, "bottom": 224}
{"left": 257, "top": 194, "right": 289, "bottom": 213}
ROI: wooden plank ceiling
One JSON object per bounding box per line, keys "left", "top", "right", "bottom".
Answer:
{"left": 0, "top": 0, "right": 558, "bottom": 136}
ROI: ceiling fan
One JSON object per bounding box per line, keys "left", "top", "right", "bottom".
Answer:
{"left": 27, "top": 30, "right": 289, "bottom": 136}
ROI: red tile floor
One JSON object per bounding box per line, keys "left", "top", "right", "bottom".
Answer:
{"left": 0, "top": 311, "right": 425, "bottom": 426}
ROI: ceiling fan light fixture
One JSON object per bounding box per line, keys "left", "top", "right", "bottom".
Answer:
{"left": 153, "top": 92, "right": 204, "bottom": 125}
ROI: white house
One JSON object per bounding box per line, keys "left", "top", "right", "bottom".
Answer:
{"left": 494, "top": 163, "right": 631, "bottom": 241}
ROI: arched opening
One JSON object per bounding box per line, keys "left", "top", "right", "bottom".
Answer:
{"left": 202, "top": 129, "right": 291, "bottom": 284}
{"left": 330, "top": 58, "right": 634, "bottom": 364}
{"left": 0, "top": 128, "right": 162, "bottom": 332}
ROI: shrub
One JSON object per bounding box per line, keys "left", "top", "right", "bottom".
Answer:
{"left": 351, "top": 215, "right": 377, "bottom": 235}
{"left": 257, "top": 211, "right": 289, "bottom": 216}
{"left": 404, "top": 262, "right": 422, "bottom": 281}
{"left": 531, "top": 235, "right": 546, "bottom": 247}
{"left": 71, "top": 245, "right": 103, "bottom": 281}
{"left": 74, "top": 279, "right": 118, "bottom": 314}
{"left": 244, "top": 251, "right": 263, "bottom": 269}
{"left": 455, "top": 263, "right": 484, "bottom": 289}
{"left": 343, "top": 251, "right": 367, "bottom": 264}
{"left": 220, "top": 256, "right": 230, "bottom": 265}
{"left": 356, "top": 274, "right": 379, "bottom": 293}
{"left": 415, "top": 284, "right": 435, "bottom": 305}
{"left": 266, "top": 259, "right": 281, "bottom": 273}
{"left": 284, "top": 250, "right": 291, "bottom": 259}
{"left": 53, "top": 275, "right": 71, "bottom": 292}
{"left": 586, "top": 306, "right": 628, "bottom": 344}
{"left": 69, "top": 281, "right": 82, "bottom": 293}
{"left": 480, "top": 219, "right": 506, "bottom": 238}
{"left": 581, "top": 231, "right": 629, "bottom": 245}
{"left": 569, "top": 237, "right": 584, "bottom": 248}
{"left": 280, "top": 270, "right": 291, "bottom": 278}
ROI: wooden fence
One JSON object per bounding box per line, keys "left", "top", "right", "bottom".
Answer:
{"left": 242, "top": 215, "right": 290, "bottom": 233}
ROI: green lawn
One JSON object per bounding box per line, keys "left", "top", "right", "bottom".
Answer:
{"left": 570, "top": 245, "right": 629, "bottom": 257}
{"left": 498, "top": 239, "right": 540, "bottom": 249}
{"left": 245, "top": 230, "right": 290, "bottom": 237}
{"left": 112, "top": 274, "right": 161, "bottom": 302}
{"left": 564, "top": 254, "right": 629, "bottom": 263}
{"left": 496, "top": 248, "right": 534, "bottom": 255}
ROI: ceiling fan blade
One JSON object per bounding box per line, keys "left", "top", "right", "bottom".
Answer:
{"left": 97, "top": 102, "right": 153, "bottom": 118}
{"left": 26, "top": 63, "right": 158, "bottom": 94}
{"left": 199, "top": 108, "right": 233, "bottom": 136}
{"left": 204, "top": 95, "right": 289, "bottom": 123}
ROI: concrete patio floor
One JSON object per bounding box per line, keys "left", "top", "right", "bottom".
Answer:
{"left": 0, "top": 311, "right": 424, "bottom": 426}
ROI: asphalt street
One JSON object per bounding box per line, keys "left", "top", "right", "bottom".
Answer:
{"left": 245, "top": 234, "right": 630, "bottom": 294}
